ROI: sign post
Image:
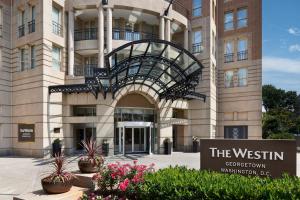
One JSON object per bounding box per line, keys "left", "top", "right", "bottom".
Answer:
{"left": 200, "top": 139, "right": 296, "bottom": 178}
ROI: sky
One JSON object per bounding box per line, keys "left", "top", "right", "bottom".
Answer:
{"left": 263, "top": 0, "right": 300, "bottom": 94}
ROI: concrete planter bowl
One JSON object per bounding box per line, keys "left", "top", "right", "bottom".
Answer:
{"left": 78, "top": 159, "right": 99, "bottom": 173}
{"left": 41, "top": 178, "right": 72, "bottom": 194}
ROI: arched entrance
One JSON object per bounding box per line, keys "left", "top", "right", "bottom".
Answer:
{"left": 114, "top": 93, "right": 158, "bottom": 155}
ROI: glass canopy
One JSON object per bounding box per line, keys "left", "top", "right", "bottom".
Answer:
{"left": 49, "top": 39, "right": 206, "bottom": 101}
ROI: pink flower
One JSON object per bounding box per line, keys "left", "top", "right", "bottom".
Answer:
{"left": 133, "top": 160, "right": 138, "bottom": 165}
{"left": 119, "top": 178, "right": 130, "bottom": 191}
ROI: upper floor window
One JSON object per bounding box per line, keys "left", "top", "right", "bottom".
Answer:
{"left": 31, "top": 46, "right": 36, "bottom": 69}
{"left": 238, "top": 68, "right": 248, "bottom": 86}
{"left": 52, "top": 6, "right": 62, "bottom": 36}
{"left": 224, "top": 70, "right": 234, "bottom": 88}
{"left": 224, "top": 41, "right": 234, "bottom": 63}
{"left": 28, "top": 6, "right": 36, "bottom": 33}
{"left": 192, "top": 0, "right": 202, "bottom": 17}
{"left": 52, "top": 45, "right": 61, "bottom": 70}
{"left": 20, "top": 49, "right": 26, "bottom": 71}
{"left": 237, "top": 8, "right": 248, "bottom": 28}
{"left": 212, "top": 31, "right": 216, "bottom": 57}
{"left": 224, "top": 11, "right": 234, "bottom": 31}
{"left": 237, "top": 39, "right": 248, "bottom": 61}
{"left": 192, "top": 30, "right": 203, "bottom": 53}
{"left": 18, "top": 11, "right": 25, "bottom": 37}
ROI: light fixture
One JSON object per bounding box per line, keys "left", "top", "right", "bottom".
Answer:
{"left": 102, "top": 0, "right": 108, "bottom": 5}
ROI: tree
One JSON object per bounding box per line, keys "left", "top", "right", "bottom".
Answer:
{"left": 262, "top": 85, "right": 299, "bottom": 138}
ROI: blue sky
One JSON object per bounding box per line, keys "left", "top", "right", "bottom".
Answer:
{"left": 263, "top": 0, "right": 300, "bottom": 94}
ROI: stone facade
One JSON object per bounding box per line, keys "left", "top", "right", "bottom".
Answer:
{"left": 0, "top": 0, "right": 262, "bottom": 157}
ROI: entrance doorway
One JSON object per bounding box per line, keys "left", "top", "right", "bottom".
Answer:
{"left": 74, "top": 127, "right": 96, "bottom": 150}
{"left": 115, "top": 122, "right": 154, "bottom": 155}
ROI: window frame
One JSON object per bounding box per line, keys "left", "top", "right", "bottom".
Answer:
{"left": 237, "top": 8, "right": 248, "bottom": 28}
{"left": 30, "top": 46, "right": 36, "bottom": 69}
{"left": 20, "top": 48, "right": 26, "bottom": 71}
{"left": 52, "top": 45, "right": 61, "bottom": 70}
{"left": 224, "top": 11, "right": 234, "bottom": 31}
{"left": 224, "top": 70, "right": 234, "bottom": 88}
{"left": 237, "top": 68, "right": 248, "bottom": 87}
{"left": 192, "top": 0, "right": 202, "bottom": 17}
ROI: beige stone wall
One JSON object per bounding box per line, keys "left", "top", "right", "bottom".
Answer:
{"left": 0, "top": 0, "right": 12, "bottom": 155}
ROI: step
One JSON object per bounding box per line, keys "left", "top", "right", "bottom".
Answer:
{"left": 72, "top": 171, "right": 96, "bottom": 189}
{"left": 13, "top": 186, "right": 88, "bottom": 200}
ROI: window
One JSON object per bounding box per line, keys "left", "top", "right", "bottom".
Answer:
{"left": 238, "top": 68, "right": 247, "bottom": 86}
{"left": 237, "top": 39, "right": 248, "bottom": 60}
{"left": 237, "top": 8, "right": 248, "bottom": 28}
{"left": 224, "top": 41, "right": 234, "bottom": 63}
{"left": 18, "top": 11, "right": 25, "bottom": 37}
{"left": 225, "top": 126, "right": 248, "bottom": 139}
{"left": 52, "top": 46, "right": 61, "bottom": 70}
{"left": 20, "top": 49, "right": 26, "bottom": 71}
{"left": 52, "top": 6, "right": 62, "bottom": 35}
{"left": 224, "top": 70, "right": 234, "bottom": 88}
{"left": 30, "top": 46, "right": 36, "bottom": 69}
{"left": 192, "top": 30, "right": 203, "bottom": 53}
{"left": 29, "top": 6, "right": 36, "bottom": 33}
{"left": 224, "top": 12, "right": 234, "bottom": 31}
{"left": 193, "top": 0, "right": 202, "bottom": 17}
{"left": 73, "top": 106, "right": 96, "bottom": 116}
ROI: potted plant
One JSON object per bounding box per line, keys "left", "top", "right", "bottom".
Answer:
{"left": 52, "top": 138, "right": 61, "bottom": 157}
{"left": 78, "top": 138, "right": 104, "bottom": 173}
{"left": 163, "top": 138, "right": 172, "bottom": 155}
{"left": 192, "top": 136, "right": 200, "bottom": 152}
{"left": 41, "top": 154, "right": 74, "bottom": 194}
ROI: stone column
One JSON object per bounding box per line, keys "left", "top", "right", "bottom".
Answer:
{"left": 106, "top": 7, "right": 113, "bottom": 54}
{"left": 184, "top": 28, "right": 189, "bottom": 50}
{"left": 165, "top": 18, "right": 171, "bottom": 42}
{"left": 98, "top": 6, "right": 104, "bottom": 68}
{"left": 159, "top": 16, "right": 165, "bottom": 40}
{"left": 68, "top": 9, "right": 74, "bottom": 76}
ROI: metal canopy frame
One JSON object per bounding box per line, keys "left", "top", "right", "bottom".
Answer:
{"left": 49, "top": 39, "right": 206, "bottom": 102}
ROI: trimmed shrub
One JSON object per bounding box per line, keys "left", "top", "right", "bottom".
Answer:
{"left": 267, "top": 132, "right": 295, "bottom": 139}
{"left": 139, "top": 167, "right": 300, "bottom": 200}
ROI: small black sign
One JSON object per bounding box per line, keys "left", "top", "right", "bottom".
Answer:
{"left": 18, "top": 124, "right": 35, "bottom": 142}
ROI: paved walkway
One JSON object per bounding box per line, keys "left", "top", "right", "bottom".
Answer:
{"left": 0, "top": 152, "right": 200, "bottom": 200}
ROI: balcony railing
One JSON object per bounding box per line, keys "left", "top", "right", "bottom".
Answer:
{"left": 52, "top": 21, "right": 62, "bottom": 36}
{"left": 112, "top": 28, "right": 158, "bottom": 41}
{"left": 18, "top": 24, "right": 25, "bottom": 37}
{"left": 237, "top": 50, "right": 248, "bottom": 61}
{"left": 28, "top": 20, "right": 35, "bottom": 33}
{"left": 74, "top": 65, "right": 97, "bottom": 77}
{"left": 75, "top": 28, "right": 98, "bottom": 41}
{"left": 224, "top": 53, "right": 234, "bottom": 63}
{"left": 192, "top": 42, "right": 203, "bottom": 53}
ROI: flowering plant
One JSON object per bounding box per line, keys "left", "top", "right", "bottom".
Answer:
{"left": 91, "top": 161, "right": 155, "bottom": 199}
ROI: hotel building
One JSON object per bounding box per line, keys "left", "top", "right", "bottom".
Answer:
{"left": 0, "top": 0, "right": 262, "bottom": 157}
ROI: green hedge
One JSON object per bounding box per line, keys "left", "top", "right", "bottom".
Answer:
{"left": 267, "top": 132, "right": 295, "bottom": 139}
{"left": 139, "top": 167, "right": 300, "bottom": 200}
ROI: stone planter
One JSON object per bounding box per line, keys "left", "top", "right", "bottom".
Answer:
{"left": 41, "top": 178, "right": 72, "bottom": 194}
{"left": 78, "top": 159, "right": 99, "bottom": 173}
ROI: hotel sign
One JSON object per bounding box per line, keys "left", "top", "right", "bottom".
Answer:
{"left": 18, "top": 124, "right": 35, "bottom": 142}
{"left": 200, "top": 139, "right": 296, "bottom": 178}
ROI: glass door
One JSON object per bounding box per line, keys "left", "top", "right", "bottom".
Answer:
{"left": 134, "top": 128, "right": 146, "bottom": 152}
{"left": 125, "top": 128, "right": 133, "bottom": 153}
